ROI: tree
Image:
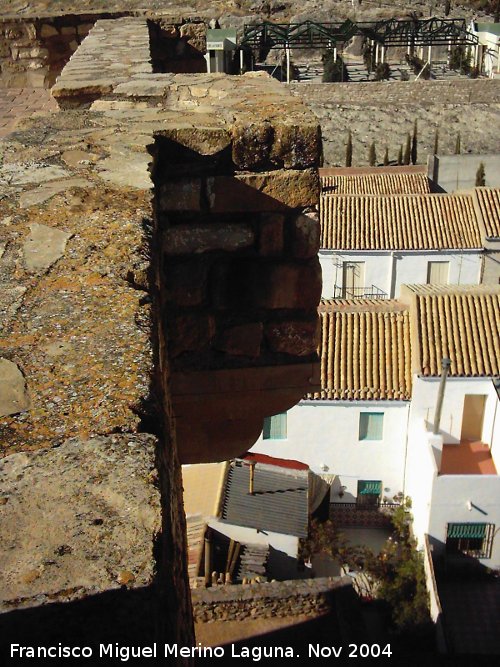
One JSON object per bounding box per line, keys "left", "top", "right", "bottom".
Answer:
{"left": 455, "top": 132, "right": 461, "bottom": 155}
{"left": 433, "top": 128, "right": 439, "bottom": 156}
{"left": 397, "top": 145, "right": 403, "bottom": 165}
{"left": 362, "top": 41, "right": 373, "bottom": 75}
{"left": 403, "top": 133, "right": 411, "bottom": 165}
{"left": 411, "top": 120, "right": 418, "bottom": 165}
{"left": 346, "top": 131, "right": 353, "bottom": 167}
{"left": 383, "top": 146, "right": 389, "bottom": 166}
{"left": 369, "top": 141, "right": 377, "bottom": 166}
{"left": 476, "top": 162, "right": 486, "bottom": 187}
{"left": 374, "top": 62, "right": 391, "bottom": 81}
{"left": 322, "top": 50, "right": 348, "bottom": 82}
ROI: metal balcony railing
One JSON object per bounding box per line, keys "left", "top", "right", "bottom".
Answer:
{"left": 332, "top": 285, "right": 388, "bottom": 299}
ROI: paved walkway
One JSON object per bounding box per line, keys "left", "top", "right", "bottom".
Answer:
{"left": 0, "top": 88, "right": 58, "bottom": 139}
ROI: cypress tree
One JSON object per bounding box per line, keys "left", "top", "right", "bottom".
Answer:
{"left": 411, "top": 119, "right": 418, "bottom": 165}
{"left": 346, "top": 131, "right": 353, "bottom": 167}
{"left": 403, "top": 133, "right": 411, "bottom": 165}
{"left": 369, "top": 141, "right": 377, "bottom": 167}
{"left": 383, "top": 146, "right": 389, "bottom": 166}
{"left": 476, "top": 162, "right": 486, "bottom": 187}
{"left": 455, "top": 132, "right": 461, "bottom": 155}
{"left": 433, "top": 128, "right": 439, "bottom": 156}
{"left": 397, "top": 145, "right": 403, "bottom": 165}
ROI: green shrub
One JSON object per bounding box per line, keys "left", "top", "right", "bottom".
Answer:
{"left": 322, "top": 50, "right": 348, "bottom": 82}
{"left": 374, "top": 62, "right": 391, "bottom": 81}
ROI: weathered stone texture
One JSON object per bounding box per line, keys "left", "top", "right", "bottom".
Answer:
{"left": 0, "top": 434, "right": 160, "bottom": 607}
{"left": 265, "top": 319, "right": 320, "bottom": 356}
{"left": 192, "top": 577, "right": 351, "bottom": 622}
{"left": 0, "top": 358, "right": 29, "bottom": 417}
{"left": 163, "top": 223, "right": 255, "bottom": 255}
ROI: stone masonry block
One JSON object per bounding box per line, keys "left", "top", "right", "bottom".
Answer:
{"left": 265, "top": 319, "right": 319, "bottom": 357}
{"left": 232, "top": 122, "right": 273, "bottom": 170}
{"left": 258, "top": 214, "right": 284, "bottom": 257}
{"left": 168, "top": 314, "right": 215, "bottom": 358}
{"left": 215, "top": 323, "right": 263, "bottom": 358}
{"left": 207, "top": 169, "right": 319, "bottom": 213}
{"left": 248, "top": 258, "right": 322, "bottom": 310}
{"left": 291, "top": 211, "right": 321, "bottom": 259}
{"left": 164, "top": 259, "right": 209, "bottom": 306}
{"left": 158, "top": 179, "right": 201, "bottom": 211}
{"left": 40, "top": 25, "right": 59, "bottom": 38}
{"left": 163, "top": 224, "right": 254, "bottom": 256}
{"left": 271, "top": 123, "right": 322, "bottom": 169}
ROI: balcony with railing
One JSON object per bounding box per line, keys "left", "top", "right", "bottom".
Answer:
{"left": 332, "top": 285, "right": 387, "bottom": 299}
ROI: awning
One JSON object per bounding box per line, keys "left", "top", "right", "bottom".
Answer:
{"left": 447, "top": 523, "right": 487, "bottom": 539}
{"left": 359, "top": 480, "right": 382, "bottom": 495}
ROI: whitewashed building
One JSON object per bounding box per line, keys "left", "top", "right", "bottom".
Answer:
{"left": 320, "top": 192, "right": 484, "bottom": 299}
{"left": 251, "top": 298, "right": 413, "bottom": 511}
{"left": 402, "top": 284, "right": 500, "bottom": 569}
{"left": 470, "top": 21, "right": 500, "bottom": 78}
{"left": 252, "top": 284, "right": 500, "bottom": 568}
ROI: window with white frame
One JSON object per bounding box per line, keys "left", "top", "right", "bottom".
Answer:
{"left": 263, "top": 412, "right": 287, "bottom": 440}
{"left": 359, "top": 412, "right": 384, "bottom": 441}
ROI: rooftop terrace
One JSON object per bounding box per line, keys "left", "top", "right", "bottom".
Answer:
{"left": 440, "top": 440, "right": 498, "bottom": 475}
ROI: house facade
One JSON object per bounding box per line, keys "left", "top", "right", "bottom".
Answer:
{"left": 401, "top": 284, "right": 500, "bottom": 569}
{"left": 320, "top": 192, "right": 484, "bottom": 299}
{"left": 251, "top": 298, "right": 413, "bottom": 508}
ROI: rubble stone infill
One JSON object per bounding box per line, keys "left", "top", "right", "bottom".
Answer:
{"left": 192, "top": 577, "right": 352, "bottom": 622}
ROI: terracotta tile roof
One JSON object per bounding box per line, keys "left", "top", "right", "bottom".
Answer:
{"left": 402, "top": 284, "right": 500, "bottom": 377}
{"left": 306, "top": 299, "right": 412, "bottom": 401}
{"left": 474, "top": 187, "right": 500, "bottom": 239}
{"left": 320, "top": 169, "right": 430, "bottom": 195}
{"left": 320, "top": 194, "right": 482, "bottom": 250}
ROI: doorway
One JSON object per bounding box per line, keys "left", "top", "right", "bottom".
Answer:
{"left": 461, "top": 395, "right": 486, "bottom": 441}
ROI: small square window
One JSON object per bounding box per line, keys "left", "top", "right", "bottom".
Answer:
{"left": 263, "top": 413, "right": 287, "bottom": 440}
{"left": 359, "top": 412, "right": 384, "bottom": 441}
{"left": 357, "top": 480, "right": 382, "bottom": 507}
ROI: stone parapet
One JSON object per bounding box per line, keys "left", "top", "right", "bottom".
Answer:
{"left": 290, "top": 79, "right": 500, "bottom": 107}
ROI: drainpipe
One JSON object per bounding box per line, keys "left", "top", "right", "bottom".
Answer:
{"left": 433, "top": 358, "right": 451, "bottom": 435}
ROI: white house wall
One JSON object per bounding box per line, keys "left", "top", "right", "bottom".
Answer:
{"left": 409, "top": 376, "right": 497, "bottom": 445}
{"left": 251, "top": 401, "right": 410, "bottom": 501}
{"left": 428, "top": 475, "right": 500, "bottom": 568}
{"left": 320, "top": 250, "right": 481, "bottom": 299}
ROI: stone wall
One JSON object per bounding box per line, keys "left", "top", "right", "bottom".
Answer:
{"left": 290, "top": 79, "right": 500, "bottom": 107}
{"left": 192, "top": 577, "right": 351, "bottom": 622}
{"left": 0, "top": 14, "right": 209, "bottom": 88}
{"left": 1, "top": 16, "right": 324, "bottom": 661}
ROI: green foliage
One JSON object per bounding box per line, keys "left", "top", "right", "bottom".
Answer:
{"left": 346, "top": 131, "right": 353, "bottom": 167}
{"left": 374, "top": 62, "right": 391, "bottom": 81}
{"left": 449, "top": 46, "right": 473, "bottom": 75}
{"left": 369, "top": 141, "right": 377, "bottom": 167}
{"left": 322, "top": 50, "right": 348, "bottom": 82}
{"left": 455, "top": 132, "right": 461, "bottom": 155}
{"left": 300, "top": 519, "right": 371, "bottom": 569}
{"left": 476, "top": 162, "right": 486, "bottom": 187}
{"left": 362, "top": 41, "right": 373, "bottom": 74}
{"left": 405, "top": 54, "right": 430, "bottom": 79}
{"left": 303, "top": 498, "right": 430, "bottom": 635}
{"left": 364, "top": 499, "right": 431, "bottom": 632}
